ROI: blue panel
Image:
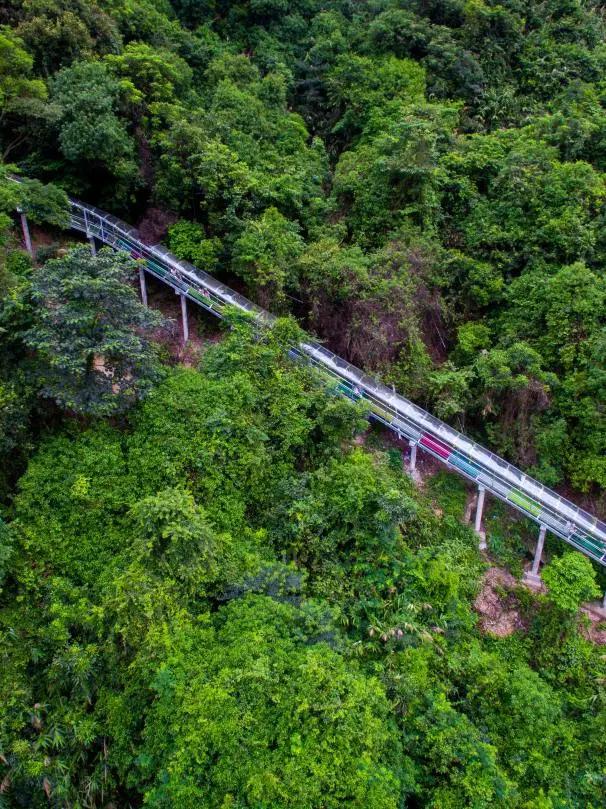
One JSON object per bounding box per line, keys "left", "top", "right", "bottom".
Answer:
{"left": 145, "top": 259, "right": 167, "bottom": 277}
{"left": 449, "top": 452, "right": 480, "bottom": 480}
{"left": 336, "top": 381, "right": 362, "bottom": 401}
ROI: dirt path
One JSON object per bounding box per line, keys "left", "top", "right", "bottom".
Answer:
{"left": 473, "top": 565, "right": 606, "bottom": 644}
{"left": 474, "top": 567, "right": 528, "bottom": 637}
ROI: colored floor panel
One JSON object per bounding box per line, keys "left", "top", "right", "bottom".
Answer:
{"left": 449, "top": 453, "right": 480, "bottom": 480}
{"left": 570, "top": 533, "right": 605, "bottom": 557}
{"left": 420, "top": 434, "right": 451, "bottom": 459}
{"left": 507, "top": 490, "right": 542, "bottom": 517}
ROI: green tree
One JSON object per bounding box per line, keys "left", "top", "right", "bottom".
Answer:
{"left": 441, "top": 133, "right": 606, "bottom": 275}
{"left": 106, "top": 41, "right": 193, "bottom": 107}
{"left": 167, "top": 219, "right": 222, "bottom": 270}
{"left": 428, "top": 362, "right": 472, "bottom": 420}
{"left": 327, "top": 53, "right": 426, "bottom": 140}
{"left": 127, "top": 316, "right": 365, "bottom": 530}
{"left": 233, "top": 207, "right": 304, "bottom": 304}
{"left": 51, "top": 60, "right": 137, "bottom": 195}
{"left": 128, "top": 597, "right": 404, "bottom": 809}
{"left": 298, "top": 236, "right": 439, "bottom": 377}
{"left": 273, "top": 447, "right": 416, "bottom": 582}
{"left": 16, "top": 0, "right": 120, "bottom": 76}
{"left": 25, "top": 246, "right": 163, "bottom": 416}
{"left": 169, "top": 0, "right": 216, "bottom": 29}
{"left": 469, "top": 343, "right": 557, "bottom": 468}
{"left": 0, "top": 379, "right": 31, "bottom": 467}
{"left": 116, "top": 487, "right": 260, "bottom": 628}
{"left": 0, "top": 164, "right": 69, "bottom": 231}
{"left": 333, "top": 101, "right": 458, "bottom": 246}
{"left": 0, "top": 517, "right": 11, "bottom": 593}
{"left": 0, "top": 168, "right": 68, "bottom": 497}
{"left": 542, "top": 551, "right": 601, "bottom": 614}
{"left": 153, "top": 53, "right": 327, "bottom": 227}
{"left": 0, "top": 26, "right": 49, "bottom": 160}
{"left": 503, "top": 263, "right": 606, "bottom": 373}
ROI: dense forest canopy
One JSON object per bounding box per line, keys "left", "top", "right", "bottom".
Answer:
{"left": 1, "top": 1, "right": 606, "bottom": 807}
{"left": 1, "top": 314, "right": 606, "bottom": 808}
{"left": 2, "top": 0, "right": 606, "bottom": 497}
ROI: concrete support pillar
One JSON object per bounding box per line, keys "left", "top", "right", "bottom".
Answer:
{"left": 409, "top": 440, "right": 417, "bottom": 473}
{"left": 523, "top": 525, "right": 547, "bottom": 587}
{"left": 139, "top": 266, "right": 148, "bottom": 307}
{"left": 531, "top": 525, "right": 547, "bottom": 577}
{"left": 475, "top": 485, "right": 486, "bottom": 533}
{"left": 20, "top": 212, "right": 33, "bottom": 259}
{"left": 180, "top": 293, "right": 189, "bottom": 344}
{"left": 602, "top": 590, "right": 606, "bottom": 611}
{"left": 475, "top": 485, "right": 487, "bottom": 550}
{"left": 88, "top": 236, "right": 96, "bottom": 255}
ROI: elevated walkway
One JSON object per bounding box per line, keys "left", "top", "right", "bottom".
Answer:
{"left": 17, "top": 195, "right": 606, "bottom": 582}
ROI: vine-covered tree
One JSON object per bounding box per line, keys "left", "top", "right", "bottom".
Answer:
{"left": 25, "top": 246, "right": 163, "bottom": 415}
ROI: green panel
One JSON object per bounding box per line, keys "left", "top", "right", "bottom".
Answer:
{"left": 146, "top": 259, "right": 168, "bottom": 277}
{"left": 507, "top": 489, "right": 542, "bottom": 517}
{"left": 570, "top": 533, "right": 604, "bottom": 557}
{"left": 368, "top": 402, "right": 393, "bottom": 424}
{"left": 188, "top": 287, "right": 213, "bottom": 305}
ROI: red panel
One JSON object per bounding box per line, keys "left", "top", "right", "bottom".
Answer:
{"left": 420, "top": 434, "right": 451, "bottom": 460}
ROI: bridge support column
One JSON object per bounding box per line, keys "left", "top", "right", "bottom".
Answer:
{"left": 19, "top": 212, "right": 33, "bottom": 259}
{"left": 602, "top": 590, "right": 606, "bottom": 611}
{"left": 475, "top": 485, "right": 487, "bottom": 549}
{"left": 88, "top": 236, "right": 96, "bottom": 255}
{"left": 180, "top": 293, "right": 189, "bottom": 344}
{"left": 139, "top": 266, "right": 148, "bottom": 307}
{"left": 524, "top": 525, "right": 547, "bottom": 586}
{"left": 409, "top": 440, "right": 417, "bottom": 473}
